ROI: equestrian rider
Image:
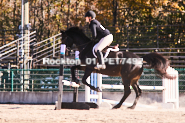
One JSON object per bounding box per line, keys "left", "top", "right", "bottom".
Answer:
{"left": 85, "top": 10, "right": 113, "bottom": 69}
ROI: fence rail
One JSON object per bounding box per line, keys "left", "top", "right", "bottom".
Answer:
{"left": 33, "top": 33, "right": 61, "bottom": 66}
{"left": 0, "top": 30, "right": 37, "bottom": 70}
{"left": 0, "top": 68, "right": 184, "bottom": 92}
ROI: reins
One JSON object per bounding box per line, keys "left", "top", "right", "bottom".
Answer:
{"left": 77, "top": 40, "right": 94, "bottom": 54}
{"left": 63, "top": 28, "right": 95, "bottom": 53}
{"left": 64, "top": 36, "right": 94, "bottom": 53}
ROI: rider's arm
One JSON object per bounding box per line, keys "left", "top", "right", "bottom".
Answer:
{"left": 90, "top": 23, "right": 97, "bottom": 40}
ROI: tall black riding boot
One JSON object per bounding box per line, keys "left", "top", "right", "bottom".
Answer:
{"left": 94, "top": 50, "right": 106, "bottom": 70}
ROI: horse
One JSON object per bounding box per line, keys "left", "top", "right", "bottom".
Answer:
{"left": 61, "top": 27, "right": 174, "bottom": 109}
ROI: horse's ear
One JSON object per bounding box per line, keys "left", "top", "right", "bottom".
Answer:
{"left": 60, "top": 30, "right": 65, "bottom": 34}
{"left": 61, "top": 30, "right": 67, "bottom": 38}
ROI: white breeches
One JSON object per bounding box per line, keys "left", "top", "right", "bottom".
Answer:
{"left": 94, "top": 34, "right": 113, "bottom": 52}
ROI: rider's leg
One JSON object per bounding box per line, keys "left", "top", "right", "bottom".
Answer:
{"left": 94, "top": 34, "right": 113, "bottom": 69}
{"left": 95, "top": 50, "right": 105, "bottom": 69}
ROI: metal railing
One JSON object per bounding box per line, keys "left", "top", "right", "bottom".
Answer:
{"left": 0, "top": 31, "right": 62, "bottom": 69}
{"left": 0, "top": 31, "right": 36, "bottom": 70}
{"left": 0, "top": 31, "right": 36, "bottom": 60}
{"left": 33, "top": 33, "right": 61, "bottom": 65}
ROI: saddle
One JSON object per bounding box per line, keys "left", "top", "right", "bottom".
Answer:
{"left": 92, "top": 44, "right": 119, "bottom": 58}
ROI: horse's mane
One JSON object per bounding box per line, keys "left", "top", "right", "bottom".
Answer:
{"left": 65, "top": 27, "right": 94, "bottom": 57}
{"left": 65, "top": 27, "right": 90, "bottom": 41}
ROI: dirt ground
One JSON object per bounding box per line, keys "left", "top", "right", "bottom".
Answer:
{"left": 0, "top": 104, "right": 185, "bottom": 123}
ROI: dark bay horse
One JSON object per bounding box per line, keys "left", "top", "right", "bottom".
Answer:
{"left": 61, "top": 27, "right": 174, "bottom": 109}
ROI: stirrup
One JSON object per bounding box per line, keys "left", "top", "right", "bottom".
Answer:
{"left": 94, "top": 63, "right": 106, "bottom": 70}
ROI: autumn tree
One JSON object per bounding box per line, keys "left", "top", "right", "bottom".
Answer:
{"left": 0, "top": 0, "right": 185, "bottom": 48}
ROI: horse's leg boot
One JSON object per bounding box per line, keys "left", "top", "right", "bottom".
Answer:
{"left": 94, "top": 50, "right": 106, "bottom": 70}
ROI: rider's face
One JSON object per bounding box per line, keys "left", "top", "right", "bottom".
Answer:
{"left": 85, "top": 17, "right": 91, "bottom": 23}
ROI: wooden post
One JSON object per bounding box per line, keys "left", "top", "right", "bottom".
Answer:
{"left": 57, "top": 44, "right": 66, "bottom": 110}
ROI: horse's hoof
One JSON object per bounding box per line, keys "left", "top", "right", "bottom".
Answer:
{"left": 72, "top": 79, "right": 80, "bottom": 85}
{"left": 112, "top": 104, "right": 121, "bottom": 109}
{"left": 95, "top": 87, "right": 102, "bottom": 92}
{"left": 127, "top": 106, "right": 135, "bottom": 109}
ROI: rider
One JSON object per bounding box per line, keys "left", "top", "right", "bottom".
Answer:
{"left": 85, "top": 10, "right": 113, "bottom": 69}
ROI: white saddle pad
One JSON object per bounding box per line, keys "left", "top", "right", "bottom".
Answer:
{"left": 92, "top": 43, "right": 119, "bottom": 58}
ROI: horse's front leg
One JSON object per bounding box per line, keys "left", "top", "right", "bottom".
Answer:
{"left": 82, "top": 67, "right": 102, "bottom": 92}
{"left": 71, "top": 65, "right": 81, "bottom": 84}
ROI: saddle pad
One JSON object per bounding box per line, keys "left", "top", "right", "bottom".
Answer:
{"left": 92, "top": 43, "right": 119, "bottom": 58}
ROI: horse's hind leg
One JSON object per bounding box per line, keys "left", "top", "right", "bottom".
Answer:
{"left": 82, "top": 67, "right": 102, "bottom": 92}
{"left": 128, "top": 82, "right": 142, "bottom": 109}
{"left": 113, "top": 83, "right": 131, "bottom": 109}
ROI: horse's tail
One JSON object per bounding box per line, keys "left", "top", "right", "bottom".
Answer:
{"left": 141, "top": 52, "right": 175, "bottom": 79}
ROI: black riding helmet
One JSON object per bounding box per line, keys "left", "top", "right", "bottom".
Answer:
{"left": 85, "top": 10, "right": 96, "bottom": 18}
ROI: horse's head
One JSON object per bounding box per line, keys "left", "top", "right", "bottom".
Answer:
{"left": 61, "top": 27, "right": 91, "bottom": 52}
{"left": 60, "top": 30, "right": 74, "bottom": 48}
